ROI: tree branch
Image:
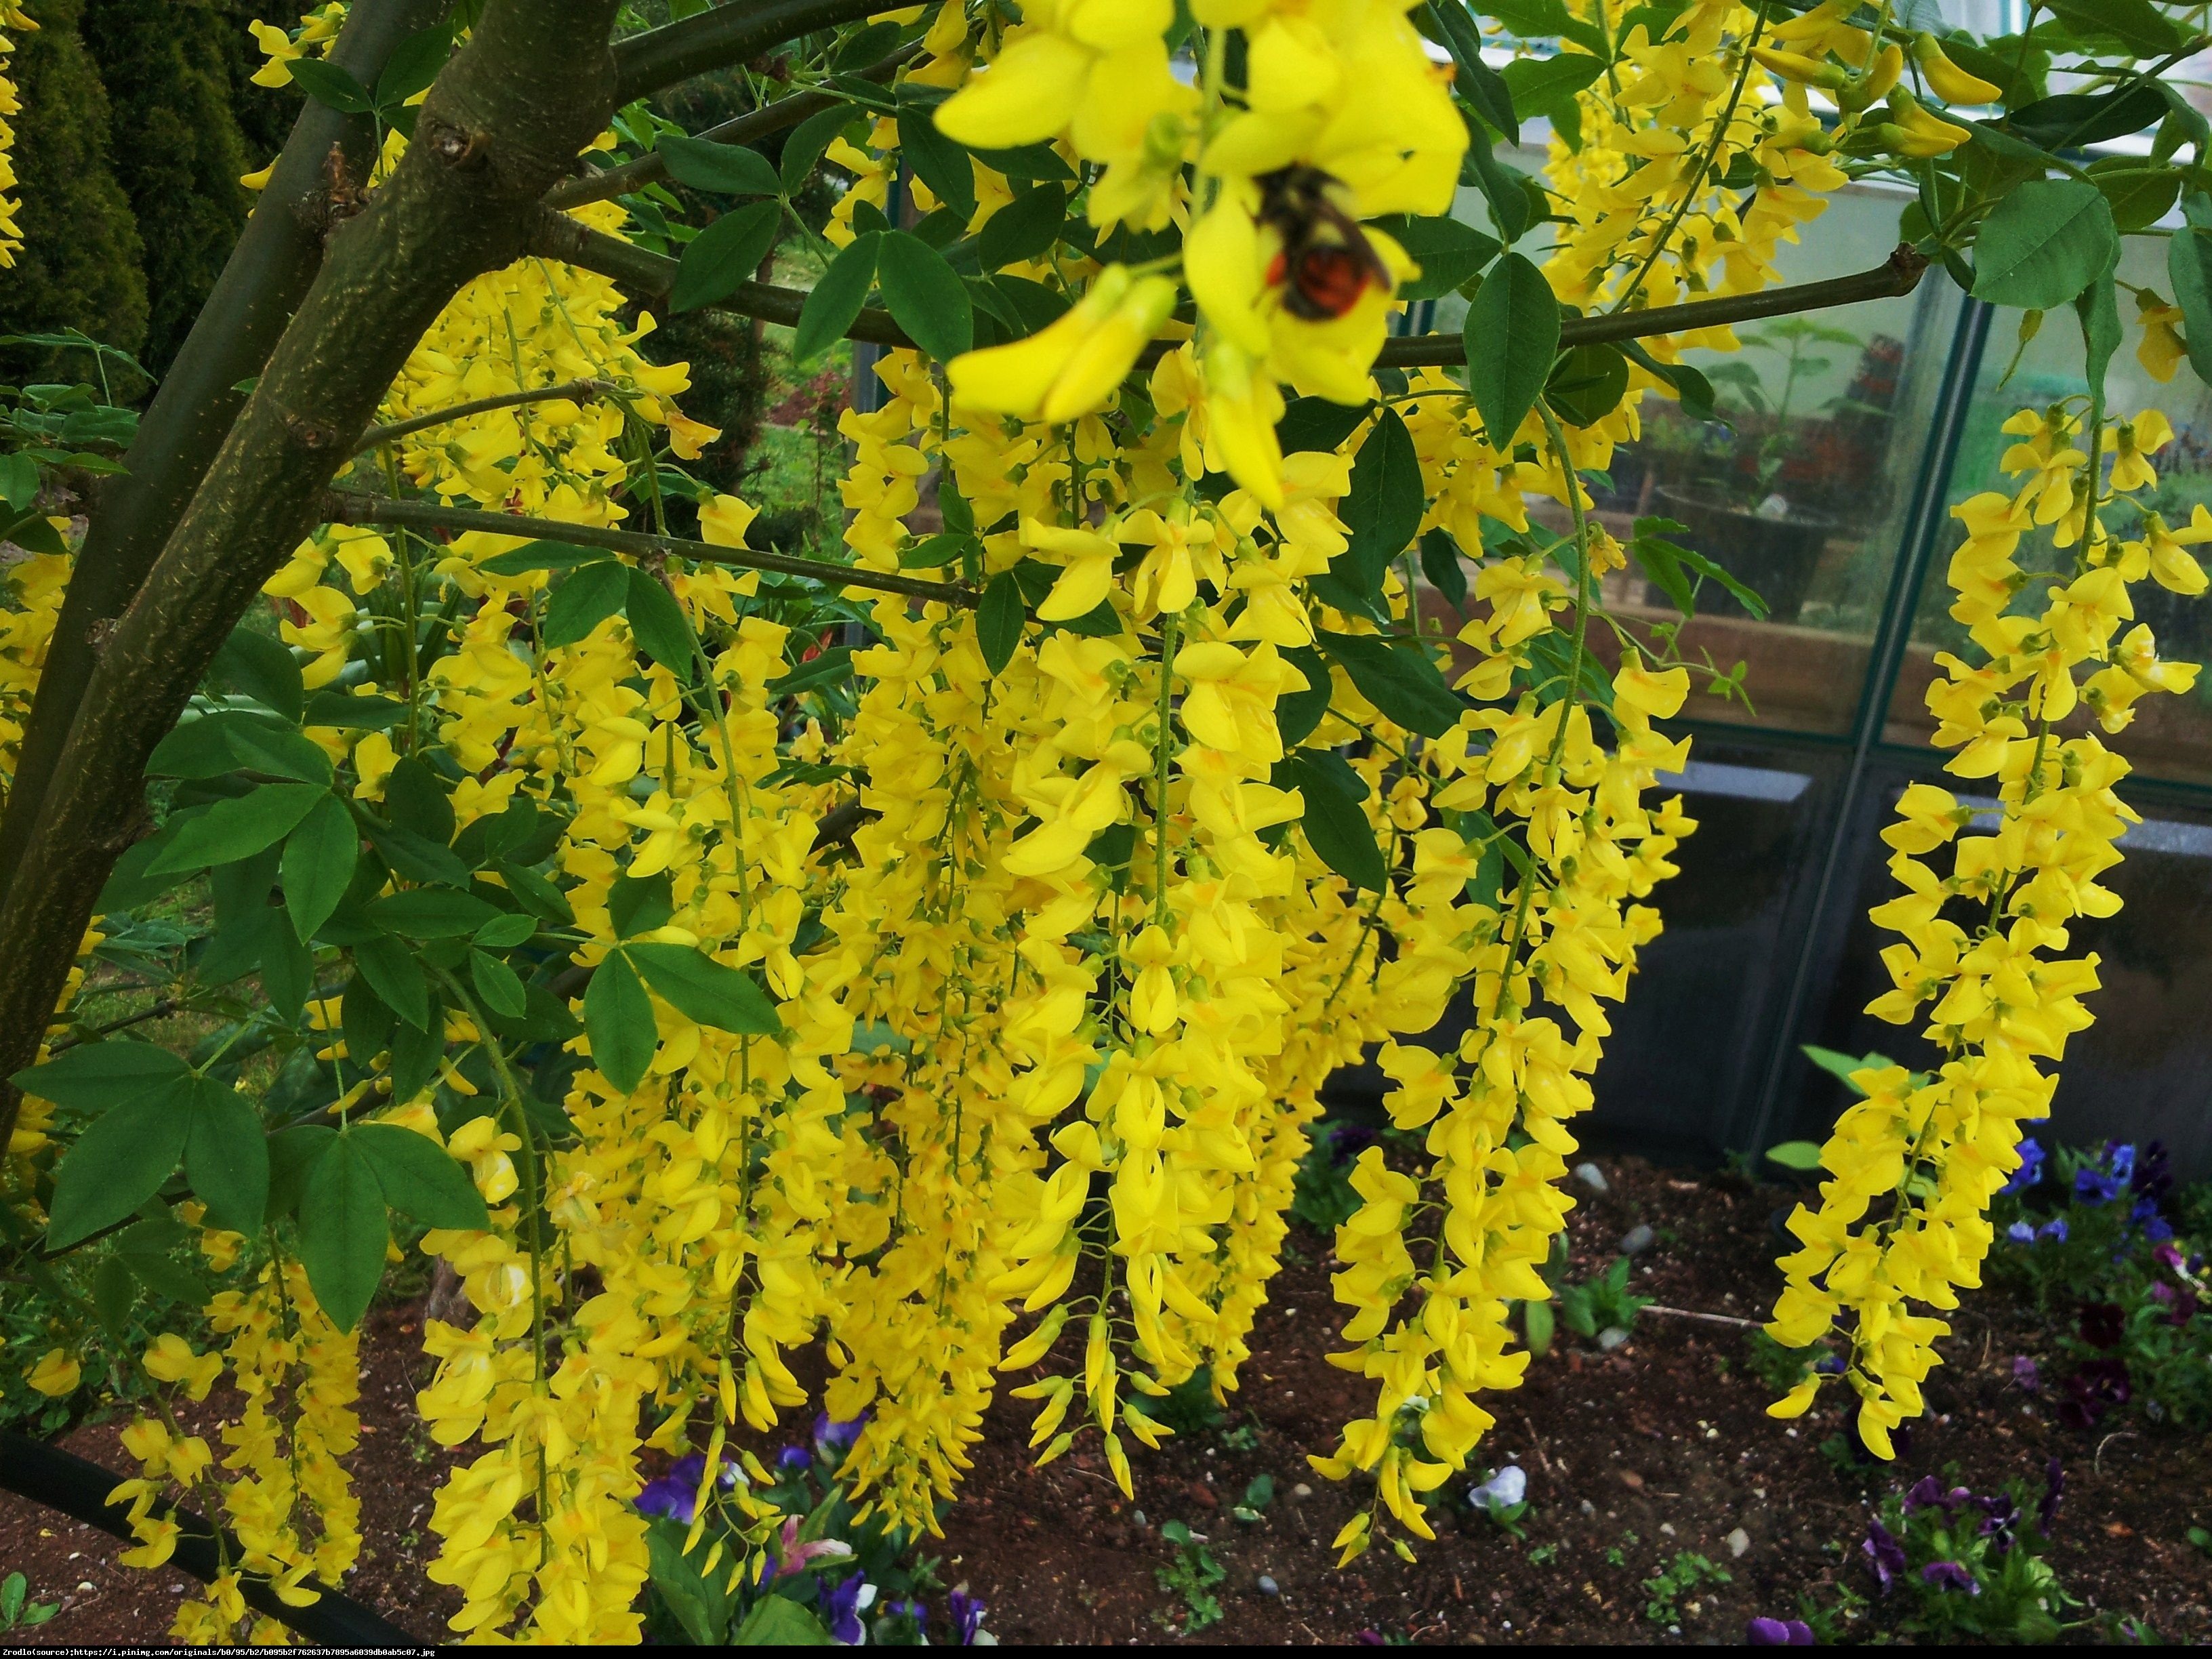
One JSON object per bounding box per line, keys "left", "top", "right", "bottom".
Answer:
{"left": 0, "top": 0, "right": 630, "bottom": 1155}
{"left": 352, "top": 377, "right": 623, "bottom": 455}
{"left": 609, "top": 0, "right": 891, "bottom": 106}
{"left": 325, "top": 491, "right": 979, "bottom": 607}
{"left": 546, "top": 222, "right": 1929, "bottom": 370}
{"left": 544, "top": 44, "right": 918, "bottom": 211}
{"left": 0, "top": 0, "right": 451, "bottom": 907}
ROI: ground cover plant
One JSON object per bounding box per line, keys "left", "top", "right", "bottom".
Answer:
{"left": 0, "top": 0, "right": 2209, "bottom": 1644}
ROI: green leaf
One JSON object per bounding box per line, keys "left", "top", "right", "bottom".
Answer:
{"left": 284, "top": 794, "right": 359, "bottom": 943}
{"left": 658, "top": 135, "right": 784, "bottom": 197}
{"left": 474, "top": 913, "right": 537, "bottom": 949}
{"left": 608, "top": 870, "right": 674, "bottom": 938}
{"left": 2009, "top": 85, "right": 2169, "bottom": 150}
{"left": 182, "top": 1076, "right": 268, "bottom": 1235}
{"left": 1523, "top": 1296, "right": 1555, "bottom": 1357}
{"left": 732, "top": 1595, "right": 830, "bottom": 1645}
{"left": 354, "top": 934, "right": 432, "bottom": 1029}
{"left": 1374, "top": 214, "right": 1498, "bottom": 302}
{"left": 979, "top": 184, "right": 1067, "bottom": 271}
{"left": 1801, "top": 1044, "right": 1893, "bottom": 1094}
{"left": 647, "top": 1523, "right": 730, "bottom": 1645}
{"left": 375, "top": 22, "right": 453, "bottom": 106}
{"left": 627, "top": 943, "right": 783, "bottom": 1036}
{"left": 93, "top": 1255, "right": 137, "bottom": 1334}
{"left": 1544, "top": 342, "right": 1630, "bottom": 428}
{"left": 1501, "top": 52, "right": 1606, "bottom": 121}
{"left": 1419, "top": 528, "right": 1468, "bottom": 609}
{"left": 298, "top": 1136, "right": 388, "bottom": 1333}
{"left": 302, "top": 690, "right": 410, "bottom": 729}
{"left": 350, "top": 1123, "right": 488, "bottom": 1229}
{"left": 497, "top": 859, "right": 575, "bottom": 925}
{"left": 977, "top": 571, "right": 1024, "bottom": 675}
{"left": 14, "top": 1040, "right": 190, "bottom": 1111}
{"left": 477, "top": 539, "right": 608, "bottom": 577}
{"left": 540, "top": 558, "right": 628, "bottom": 649}
{"left": 672, "top": 199, "right": 783, "bottom": 313}
{"left": 2076, "top": 262, "right": 2122, "bottom": 406}
{"left": 2167, "top": 223, "right": 2212, "bottom": 386}
{"left": 1277, "top": 396, "right": 1370, "bottom": 457}
{"left": 287, "top": 56, "right": 374, "bottom": 114}
{"left": 388, "top": 1012, "right": 445, "bottom": 1107}
{"left": 2042, "top": 0, "right": 2184, "bottom": 53}
{"left": 586, "top": 949, "right": 657, "bottom": 1094}
{"left": 147, "top": 781, "right": 325, "bottom": 875}
{"left": 46, "top": 1087, "right": 191, "bottom": 1248}
{"left": 220, "top": 721, "right": 333, "bottom": 785}
{"left": 470, "top": 949, "right": 529, "bottom": 1019}
{"left": 210, "top": 626, "right": 304, "bottom": 723}
{"left": 794, "top": 232, "right": 881, "bottom": 368}
{"left": 120, "top": 1248, "right": 209, "bottom": 1310}
{"left": 1422, "top": 0, "right": 1518, "bottom": 144}
{"left": 1763, "top": 1141, "right": 1826, "bottom": 1172}
{"left": 1315, "top": 629, "right": 1462, "bottom": 739}
{"left": 340, "top": 977, "right": 395, "bottom": 1077}
{"left": 369, "top": 888, "right": 498, "bottom": 939}
{"left": 877, "top": 230, "right": 973, "bottom": 362}
{"left": 896, "top": 98, "right": 977, "bottom": 222}
{"left": 625, "top": 568, "right": 698, "bottom": 675}
{"left": 781, "top": 102, "right": 853, "bottom": 194}
{"left": 1276, "top": 645, "right": 1332, "bottom": 746}
{"left": 1971, "top": 178, "right": 2117, "bottom": 309}
{"left": 0, "top": 451, "right": 37, "bottom": 512}
{"left": 1464, "top": 253, "right": 1559, "bottom": 446}
{"left": 1286, "top": 752, "right": 1386, "bottom": 892}
{"left": 2089, "top": 163, "right": 2179, "bottom": 234}
{"left": 265, "top": 1124, "right": 333, "bottom": 1229}
{"left": 1339, "top": 409, "right": 1424, "bottom": 598}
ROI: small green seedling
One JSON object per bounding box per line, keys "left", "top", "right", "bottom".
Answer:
{"left": 1154, "top": 1520, "right": 1226, "bottom": 1635}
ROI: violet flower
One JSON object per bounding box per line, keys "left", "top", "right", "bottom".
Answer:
{"left": 1864, "top": 1519, "right": 1908, "bottom": 1594}
{"left": 2037, "top": 1458, "right": 2064, "bottom": 1535}
{"left": 1746, "top": 1616, "right": 1815, "bottom": 1645}
{"left": 1329, "top": 1123, "right": 1382, "bottom": 1164}
{"left": 2006, "top": 1221, "right": 2036, "bottom": 1244}
{"left": 949, "top": 1588, "right": 988, "bottom": 1646}
{"left": 1921, "top": 1561, "right": 1980, "bottom": 1595}
{"left": 2001, "top": 1138, "right": 2045, "bottom": 1194}
{"left": 818, "top": 1571, "right": 872, "bottom": 1645}
{"left": 1974, "top": 1492, "right": 2020, "bottom": 1552}
{"left": 2011, "top": 1355, "right": 2040, "bottom": 1393}
{"left": 2077, "top": 1301, "right": 2126, "bottom": 1349}
{"left": 777, "top": 1444, "right": 813, "bottom": 1476}
{"left": 1903, "top": 1475, "right": 1970, "bottom": 1514}
{"left": 2037, "top": 1218, "right": 2068, "bottom": 1244}
{"left": 814, "top": 1411, "right": 867, "bottom": 1458}
{"left": 2131, "top": 1196, "right": 2175, "bottom": 1244}
{"left": 2058, "top": 1358, "right": 2131, "bottom": 1430}
{"left": 634, "top": 1474, "right": 695, "bottom": 1522}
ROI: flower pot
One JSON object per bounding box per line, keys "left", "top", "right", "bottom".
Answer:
{"left": 1654, "top": 488, "right": 1835, "bottom": 623}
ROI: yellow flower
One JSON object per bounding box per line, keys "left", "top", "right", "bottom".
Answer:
{"left": 949, "top": 266, "right": 1176, "bottom": 423}
{"left": 24, "top": 1349, "right": 79, "bottom": 1397}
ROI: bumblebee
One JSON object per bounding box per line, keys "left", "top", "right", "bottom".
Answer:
{"left": 1254, "top": 165, "right": 1394, "bottom": 322}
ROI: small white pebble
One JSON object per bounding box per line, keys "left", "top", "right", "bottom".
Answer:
{"left": 1292, "top": 1483, "right": 1313, "bottom": 1499}
{"left": 1660, "top": 1522, "right": 1677, "bottom": 1537}
{"left": 1726, "top": 1528, "right": 1750, "bottom": 1559}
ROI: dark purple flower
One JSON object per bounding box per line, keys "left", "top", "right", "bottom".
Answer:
{"left": 1921, "top": 1561, "right": 1980, "bottom": 1595}
{"left": 1904, "top": 1475, "right": 1971, "bottom": 1514}
{"left": 1353, "top": 1632, "right": 1385, "bottom": 1647}
{"left": 949, "top": 1589, "right": 987, "bottom": 1646}
{"left": 2058, "top": 1358, "right": 2131, "bottom": 1430}
{"left": 1746, "top": 1616, "right": 1816, "bottom": 1645}
{"left": 819, "top": 1572, "right": 869, "bottom": 1644}
{"left": 2038, "top": 1457, "right": 2064, "bottom": 1535}
{"left": 2012, "top": 1355, "right": 2040, "bottom": 1393}
{"left": 2078, "top": 1301, "right": 2126, "bottom": 1349}
{"left": 1814, "top": 1353, "right": 1846, "bottom": 1376}
{"left": 2038, "top": 1218, "right": 2069, "bottom": 1244}
{"left": 777, "top": 1444, "right": 813, "bottom": 1475}
{"left": 668, "top": 1453, "right": 707, "bottom": 1486}
{"left": 814, "top": 1412, "right": 867, "bottom": 1457}
{"left": 635, "top": 1475, "right": 694, "bottom": 1522}
{"left": 1329, "top": 1123, "right": 1382, "bottom": 1164}
{"left": 2002, "top": 1138, "right": 2046, "bottom": 1194}
{"left": 2131, "top": 1198, "right": 2175, "bottom": 1244}
{"left": 2076, "top": 1160, "right": 2125, "bottom": 1206}
{"left": 2153, "top": 1242, "right": 2186, "bottom": 1275}
{"left": 1974, "top": 1492, "right": 2020, "bottom": 1552}
{"left": 1864, "top": 1519, "right": 1908, "bottom": 1594}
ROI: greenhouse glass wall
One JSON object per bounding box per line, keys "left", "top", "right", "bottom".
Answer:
{"left": 1326, "top": 149, "right": 2212, "bottom": 1177}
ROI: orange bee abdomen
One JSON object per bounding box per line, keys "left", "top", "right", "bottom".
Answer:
{"left": 1286, "top": 246, "right": 1374, "bottom": 321}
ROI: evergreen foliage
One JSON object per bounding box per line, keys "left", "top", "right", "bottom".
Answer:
{"left": 81, "top": 0, "right": 252, "bottom": 375}
{"left": 0, "top": 0, "right": 146, "bottom": 385}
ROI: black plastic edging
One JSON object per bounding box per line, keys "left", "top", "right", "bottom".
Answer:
{"left": 0, "top": 1431, "right": 424, "bottom": 1648}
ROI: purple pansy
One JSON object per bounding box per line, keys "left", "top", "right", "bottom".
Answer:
{"left": 2037, "top": 1218, "right": 2068, "bottom": 1244}
{"left": 949, "top": 1588, "right": 988, "bottom": 1646}
{"left": 2006, "top": 1220, "right": 2036, "bottom": 1244}
{"left": 1746, "top": 1616, "right": 1816, "bottom": 1645}
{"left": 1974, "top": 1492, "right": 2020, "bottom": 1553}
{"left": 2058, "top": 1358, "right": 2131, "bottom": 1430}
{"left": 1864, "top": 1519, "right": 1908, "bottom": 1594}
{"left": 818, "top": 1571, "right": 870, "bottom": 1645}
{"left": 1921, "top": 1561, "right": 1980, "bottom": 1595}
{"left": 777, "top": 1444, "right": 813, "bottom": 1475}
{"left": 2011, "top": 1355, "right": 2040, "bottom": 1393}
{"left": 1903, "top": 1475, "right": 1971, "bottom": 1514}
{"left": 2077, "top": 1301, "right": 2125, "bottom": 1349}
{"left": 2038, "top": 1457, "right": 2064, "bottom": 1535}
{"left": 814, "top": 1411, "right": 867, "bottom": 1458}
{"left": 2001, "top": 1138, "right": 2045, "bottom": 1194}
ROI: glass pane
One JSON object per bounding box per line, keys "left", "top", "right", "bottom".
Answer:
{"left": 1435, "top": 159, "right": 1967, "bottom": 737}
{"left": 1885, "top": 237, "right": 2212, "bottom": 785}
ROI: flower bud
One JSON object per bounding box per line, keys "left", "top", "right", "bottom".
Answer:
{"left": 947, "top": 266, "right": 1176, "bottom": 424}
{"left": 1913, "top": 33, "right": 2002, "bottom": 105}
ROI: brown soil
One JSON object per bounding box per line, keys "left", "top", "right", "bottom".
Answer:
{"left": 5, "top": 1157, "right": 2209, "bottom": 1645}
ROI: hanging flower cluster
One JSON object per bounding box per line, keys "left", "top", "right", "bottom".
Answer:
{"left": 1764, "top": 403, "right": 2206, "bottom": 1454}
{"left": 0, "top": 0, "right": 25, "bottom": 268}
{"left": 2, "top": 0, "right": 2187, "bottom": 1641}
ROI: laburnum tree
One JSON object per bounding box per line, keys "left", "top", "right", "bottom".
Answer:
{"left": 0, "top": 0, "right": 2209, "bottom": 1641}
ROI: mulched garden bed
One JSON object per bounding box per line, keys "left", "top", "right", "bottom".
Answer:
{"left": 5, "top": 1155, "right": 2208, "bottom": 1645}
